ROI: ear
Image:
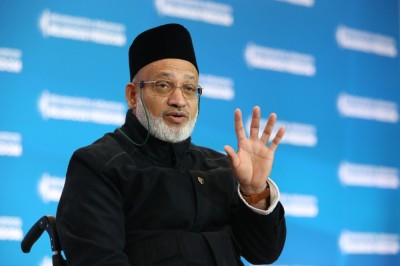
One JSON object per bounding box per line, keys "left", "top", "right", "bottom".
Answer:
{"left": 125, "top": 82, "right": 138, "bottom": 109}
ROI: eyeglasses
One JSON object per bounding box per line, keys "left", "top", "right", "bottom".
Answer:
{"left": 136, "top": 80, "right": 203, "bottom": 99}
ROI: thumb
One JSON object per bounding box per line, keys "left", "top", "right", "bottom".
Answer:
{"left": 224, "top": 145, "right": 239, "bottom": 168}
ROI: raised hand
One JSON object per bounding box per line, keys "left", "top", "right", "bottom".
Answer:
{"left": 224, "top": 106, "right": 285, "bottom": 196}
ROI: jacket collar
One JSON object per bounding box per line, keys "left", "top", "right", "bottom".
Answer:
{"left": 119, "top": 110, "right": 191, "bottom": 168}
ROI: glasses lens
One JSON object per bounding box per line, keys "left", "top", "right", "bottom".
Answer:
{"left": 153, "top": 80, "right": 173, "bottom": 96}
{"left": 181, "top": 83, "right": 198, "bottom": 99}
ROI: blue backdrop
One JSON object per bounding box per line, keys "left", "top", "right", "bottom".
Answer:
{"left": 1, "top": 1, "right": 399, "bottom": 265}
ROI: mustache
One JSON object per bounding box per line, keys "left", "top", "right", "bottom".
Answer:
{"left": 163, "top": 109, "right": 189, "bottom": 118}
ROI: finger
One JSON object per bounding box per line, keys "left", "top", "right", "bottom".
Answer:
{"left": 224, "top": 145, "right": 239, "bottom": 168}
{"left": 233, "top": 109, "right": 246, "bottom": 142}
{"left": 249, "top": 106, "right": 261, "bottom": 140}
{"left": 269, "top": 126, "right": 285, "bottom": 152}
{"left": 260, "top": 113, "right": 277, "bottom": 144}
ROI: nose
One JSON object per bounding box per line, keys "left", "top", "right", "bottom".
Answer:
{"left": 167, "top": 86, "right": 187, "bottom": 108}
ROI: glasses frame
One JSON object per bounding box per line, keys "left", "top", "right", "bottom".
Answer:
{"left": 135, "top": 80, "right": 203, "bottom": 99}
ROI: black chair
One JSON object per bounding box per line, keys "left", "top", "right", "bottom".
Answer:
{"left": 21, "top": 215, "right": 67, "bottom": 266}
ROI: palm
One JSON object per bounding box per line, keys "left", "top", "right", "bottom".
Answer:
{"left": 224, "top": 107, "right": 285, "bottom": 195}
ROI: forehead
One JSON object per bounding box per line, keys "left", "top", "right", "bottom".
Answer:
{"left": 138, "top": 58, "right": 198, "bottom": 80}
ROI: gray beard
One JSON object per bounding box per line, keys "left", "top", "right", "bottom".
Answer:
{"left": 135, "top": 97, "right": 197, "bottom": 143}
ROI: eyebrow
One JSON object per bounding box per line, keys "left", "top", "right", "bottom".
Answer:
{"left": 154, "top": 71, "right": 196, "bottom": 81}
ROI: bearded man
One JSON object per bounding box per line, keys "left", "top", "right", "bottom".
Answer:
{"left": 56, "top": 23, "right": 287, "bottom": 266}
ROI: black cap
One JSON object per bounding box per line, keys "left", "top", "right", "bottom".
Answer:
{"left": 129, "top": 23, "right": 199, "bottom": 81}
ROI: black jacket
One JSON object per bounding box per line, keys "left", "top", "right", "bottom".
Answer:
{"left": 56, "top": 110, "right": 286, "bottom": 265}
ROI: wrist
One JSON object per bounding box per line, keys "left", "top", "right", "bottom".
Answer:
{"left": 240, "top": 181, "right": 271, "bottom": 206}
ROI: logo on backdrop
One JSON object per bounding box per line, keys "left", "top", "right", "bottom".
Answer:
{"left": 337, "top": 92, "right": 399, "bottom": 123}
{"left": 0, "top": 47, "right": 22, "bottom": 73}
{"left": 276, "top": 0, "right": 315, "bottom": 7}
{"left": 39, "top": 9, "right": 127, "bottom": 46}
{"left": 338, "top": 161, "right": 399, "bottom": 189}
{"left": 244, "top": 43, "right": 316, "bottom": 76}
{"left": 0, "top": 131, "right": 23, "bottom": 157}
{"left": 246, "top": 117, "right": 318, "bottom": 147}
{"left": 336, "top": 25, "right": 398, "bottom": 57}
{"left": 199, "top": 74, "right": 235, "bottom": 100}
{"left": 39, "top": 256, "right": 52, "bottom": 266}
{"left": 339, "top": 231, "right": 400, "bottom": 255}
{"left": 37, "top": 173, "right": 65, "bottom": 203}
{"left": 155, "top": 0, "right": 234, "bottom": 26}
{"left": 280, "top": 193, "right": 319, "bottom": 218}
{"left": 0, "top": 216, "right": 23, "bottom": 241}
{"left": 38, "top": 90, "right": 126, "bottom": 125}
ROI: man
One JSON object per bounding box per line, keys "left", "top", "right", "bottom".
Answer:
{"left": 56, "top": 23, "right": 286, "bottom": 265}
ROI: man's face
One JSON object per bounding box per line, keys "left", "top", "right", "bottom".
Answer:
{"left": 127, "top": 58, "right": 199, "bottom": 143}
